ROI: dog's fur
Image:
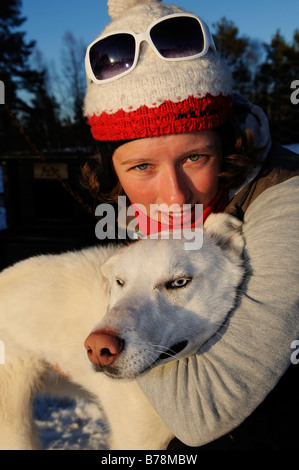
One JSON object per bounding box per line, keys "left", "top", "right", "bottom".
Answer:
{"left": 0, "top": 214, "right": 244, "bottom": 450}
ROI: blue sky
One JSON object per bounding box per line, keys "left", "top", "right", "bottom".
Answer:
{"left": 22, "top": 0, "right": 299, "bottom": 64}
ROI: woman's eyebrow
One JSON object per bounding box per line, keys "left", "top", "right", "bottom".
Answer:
{"left": 118, "top": 157, "right": 152, "bottom": 166}
{"left": 188, "top": 143, "right": 218, "bottom": 153}
{"left": 117, "top": 155, "right": 159, "bottom": 166}
{"left": 181, "top": 145, "right": 218, "bottom": 157}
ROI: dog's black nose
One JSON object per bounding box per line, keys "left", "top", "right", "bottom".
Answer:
{"left": 84, "top": 330, "right": 124, "bottom": 367}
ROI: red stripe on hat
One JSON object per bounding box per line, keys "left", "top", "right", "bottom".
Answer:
{"left": 87, "top": 94, "right": 232, "bottom": 141}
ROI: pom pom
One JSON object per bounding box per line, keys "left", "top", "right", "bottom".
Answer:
{"left": 107, "top": 0, "right": 162, "bottom": 20}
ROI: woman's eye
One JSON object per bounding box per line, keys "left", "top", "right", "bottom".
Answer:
{"left": 187, "top": 154, "right": 202, "bottom": 162}
{"left": 134, "top": 163, "right": 150, "bottom": 171}
{"left": 166, "top": 278, "right": 192, "bottom": 289}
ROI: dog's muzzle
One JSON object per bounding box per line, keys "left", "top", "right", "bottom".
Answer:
{"left": 84, "top": 327, "right": 189, "bottom": 379}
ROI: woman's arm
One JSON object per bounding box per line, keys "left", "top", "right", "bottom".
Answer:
{"left": 138, "top": 176, "right": 299, "bottom": 446}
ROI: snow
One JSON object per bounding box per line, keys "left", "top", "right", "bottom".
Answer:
{"left": 34, "top": 395, "right": 110, "bottom": 450}
{"left": 284, "top": 143, "right": 299, "bottom": 154}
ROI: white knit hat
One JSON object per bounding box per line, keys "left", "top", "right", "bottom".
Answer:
{"left": 84, "top": 0, "right": 233, "bottom": 141}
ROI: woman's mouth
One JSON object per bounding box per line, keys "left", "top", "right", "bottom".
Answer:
{"left": 158, "top": 205, "right": 200, "bottom": 227}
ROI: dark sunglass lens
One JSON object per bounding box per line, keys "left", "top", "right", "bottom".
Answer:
{"left": 150, "top": 17, "right": 204, "bottom": 59}
{"left": 90, "top": 33, "right": 135, "bottom": 80}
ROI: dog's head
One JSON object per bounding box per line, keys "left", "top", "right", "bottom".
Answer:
{"left": 85, "top": 213, "right": 245, "bottom": 379}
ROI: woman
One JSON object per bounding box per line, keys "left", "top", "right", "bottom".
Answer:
{"left": 82, "top": 0, "right": 299, "bottom": 449}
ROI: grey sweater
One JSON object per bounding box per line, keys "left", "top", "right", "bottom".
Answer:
{"left": 137, "top": 96, "right": 299, "bottom": 446}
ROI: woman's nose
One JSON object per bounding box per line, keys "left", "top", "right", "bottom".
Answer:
{"left": 159, "top": 167, "right": 191, "bottom": 207}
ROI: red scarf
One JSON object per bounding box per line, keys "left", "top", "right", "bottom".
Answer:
{"left": 131, "top": 189, "right": 228, "bottom": 236}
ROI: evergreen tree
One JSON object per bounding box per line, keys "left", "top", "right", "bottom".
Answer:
{"left": 213, "top": 18, "right": 299, "bottom": 144}
{"left": 212, "top": 18, "right": 253, "bottom": 96}
{"left": 0, "top": 0, "right": 68, "bottom": 151}
{"left": 0, "top": 0, "right": 36, "bottom": 107}
{"left": 253, "top": 30, "right": 299, "bottom": 143}
{"left": 24, "top": 67, "right": 62, "bottom": 150}
{"left": 0, "top": 0, "right": 43, "bottom": 151}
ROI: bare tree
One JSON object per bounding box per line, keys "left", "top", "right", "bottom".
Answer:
{"left": 60, "top": 31, "right": 86, "bottom": 125}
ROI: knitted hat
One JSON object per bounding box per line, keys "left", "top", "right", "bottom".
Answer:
{"left": 84, "top": 0, "right": 233, "bottom": 141}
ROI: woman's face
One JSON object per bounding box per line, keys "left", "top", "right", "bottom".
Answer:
{"left": 112, "top": 131, "right": 222, "bottom": 223}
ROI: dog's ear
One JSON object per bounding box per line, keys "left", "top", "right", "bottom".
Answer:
{"left": 203, "top": 213, "right": 244, "bottom": 256}
{"left": 101, "top": 251, "right": 122, "bottom": 281}
{"left": 101, "top": 240, "right": 140, "bottom": 282}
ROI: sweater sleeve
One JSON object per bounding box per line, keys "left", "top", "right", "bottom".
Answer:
{"left": 137, "top": 176, "right": 299, "bottom": 446}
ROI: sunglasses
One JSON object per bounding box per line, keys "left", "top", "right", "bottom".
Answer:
{"left": 85, "top": 13, "right": 216, "bottom": 84}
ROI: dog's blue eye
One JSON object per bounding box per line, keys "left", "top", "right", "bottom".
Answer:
{"left": 167, "top": 278, "right": 191, "bottom": 289}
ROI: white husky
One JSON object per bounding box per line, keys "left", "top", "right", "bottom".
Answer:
{"left": 0, "top": 214, "right": 244, "bottom": 450}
